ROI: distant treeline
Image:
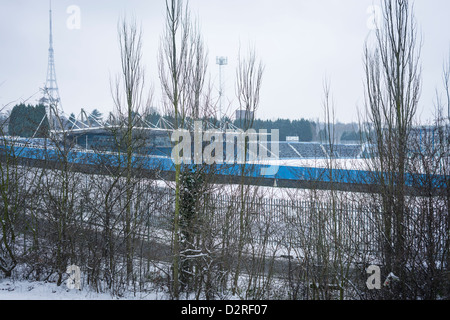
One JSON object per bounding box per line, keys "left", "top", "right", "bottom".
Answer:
{"left": 233, "top": 118, "right": 317, "bottom": 142}
{"left": 7, "top": 104, "right": 366, "bottom": 144}
{"left": 8, "top": 103, "right": 49, "bottom": 138}
{"left": 145, "top": 112, "right": 318, "bottom": 142}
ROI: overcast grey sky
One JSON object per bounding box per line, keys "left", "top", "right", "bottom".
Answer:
{"left": 1, "top": 0, "right": 449, "bottom": 123}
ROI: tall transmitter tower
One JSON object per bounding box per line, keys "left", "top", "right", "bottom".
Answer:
{"left": 40, "top": 1, "right": 62, "bottom": 129}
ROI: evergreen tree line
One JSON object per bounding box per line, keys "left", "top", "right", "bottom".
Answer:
{"left": 144, "top": 112, "right": 318, "bottom": 142}
{"left": 233, "top": 118, "right": 317, "bottom": 142}
{"left": 8, "top": 104, "right": 49, "bottom": 138}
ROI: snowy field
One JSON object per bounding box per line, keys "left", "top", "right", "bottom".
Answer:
{"left": 0, "top": 279, "right": 116, "bottom": 300}
{"left": 0, "top": 279, "right": 166, "bottom": 300}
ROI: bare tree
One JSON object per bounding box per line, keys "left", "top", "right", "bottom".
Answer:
{"left": 444, "top": 54, "right": 450, "bottom": 123}
{"left": 112, "top": 16, "right": 149, "bottom": 283}
{"left": 405, "top": 53, "right": 450, "bottom": 299}
{"left": 0, "top": 136, "right": 25, "bottom": 278}
{"left": 232, "top": 46, "right": 264, "bottom": 295}
{"left": 362, "top": 0, "right": 422, "bottom": 298}
{"left": 158, "top": 0, "right": 215, "bottom": 299}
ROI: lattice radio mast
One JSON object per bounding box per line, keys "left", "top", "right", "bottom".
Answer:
{"left": 41, "top": 0, "right": 62, "bottom": 130}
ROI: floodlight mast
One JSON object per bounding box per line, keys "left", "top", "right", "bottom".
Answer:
{"left": 216, "top": 56, "right": 228, "bottom": 125}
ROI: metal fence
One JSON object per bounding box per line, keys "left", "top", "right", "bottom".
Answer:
{"left": 146, "top": 188, "right": 382, "bottom": 258}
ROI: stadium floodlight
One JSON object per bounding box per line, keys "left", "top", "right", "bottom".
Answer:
{"left": 216, "top": 56, "right": 228, "bottom": 125}
{"left": 216, "top": 56, "right": 228, "bottom": 66}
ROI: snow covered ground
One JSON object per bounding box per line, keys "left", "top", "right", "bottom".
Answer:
{"left": 0, "top": 279, "right": 162, "bottom": 300}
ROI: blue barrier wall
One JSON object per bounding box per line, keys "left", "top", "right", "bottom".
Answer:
{"left": 1, "top": 145, "right": 448, "bottom": 189}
